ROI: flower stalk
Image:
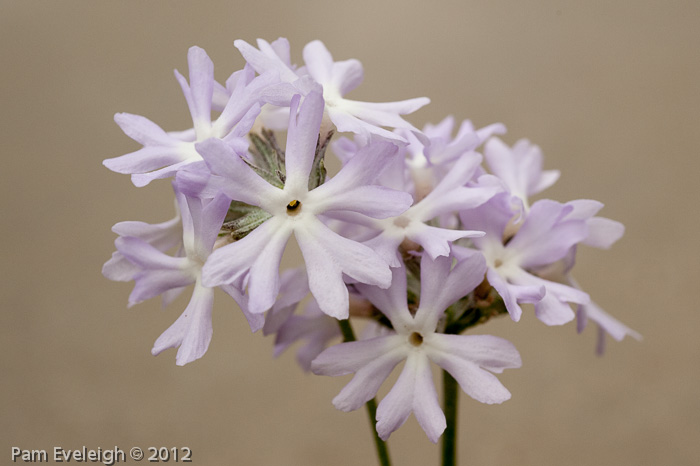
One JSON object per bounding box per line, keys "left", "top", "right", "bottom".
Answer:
{"left": 441, "top": 370, "right": 459, "bottom": 466}
{"left": 337, "top": 319, "right": 391, "bottom": 466}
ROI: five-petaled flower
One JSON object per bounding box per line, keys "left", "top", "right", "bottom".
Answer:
{"left": 312, "top": 252, "right": 521, "bottom": 442}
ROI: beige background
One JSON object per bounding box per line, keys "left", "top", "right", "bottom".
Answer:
{"left": 2, "top": 1, "right": 699, "bottom": 465}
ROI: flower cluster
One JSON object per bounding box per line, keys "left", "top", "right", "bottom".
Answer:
{"left": 103, "top": 38, "right": 639, "bottom": 442}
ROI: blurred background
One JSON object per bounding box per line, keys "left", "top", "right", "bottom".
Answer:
{"left": 2, "top": 1, "right": 698, "bottom": 465}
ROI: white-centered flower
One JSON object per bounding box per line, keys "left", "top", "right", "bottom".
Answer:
{"left": 104, "top": 47, "right": 275, "bottom": 186}
{"left": 234, "top": 38, "right": 430, "bottom": 143}
{"left": 107, "top": 190, "right": 263, "bottom": 365}
{"left": 197, "top": 92, "right": 413, "bottom": 318}
{"left": 312, "top": 253, "right": 521, "bottom": 442}
{"left": 354, "top": 152, "right": 499, "bottom": 266}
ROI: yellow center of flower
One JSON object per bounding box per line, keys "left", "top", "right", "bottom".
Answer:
{"left": 286, "top": 200, "right": 301, "bottom": 215}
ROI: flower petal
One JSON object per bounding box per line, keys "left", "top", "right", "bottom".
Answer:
{"left": 220, "top": 284, "right": 265, "bottom": 333}
{"left": 128, "top": 269, "right": 193, "bottom": 306}
{"left": 306, "top": 139, "right": 402, "bottom": 207}
{"left": 427, "top": 334, "right": 522, "bottom": 374}
{"left": 427, "top": 337, "right": 515, "bottom": 405}
{"left": 331, "top": 347, "right": 405, "bottom": 412}
{"left": 507, "top": 200, "right": 588, "bottom": 269}
{"left": 584, "top": 217, "right": 625, "bottom": 249}
{"left": 195, "top": 137, "right": 284, "bottom": 210}
{"left": 110, "top": 215, "right": 182, "bottom": 250}
{"left": 130, "top": 157, "right": 201, "bottom": 187}
{"left": 183, "top": 46, "right": 214, "bottom": 137}
{"left": 564, "top": 199, "right": 604, "bottom": 219}
{"left": 581, "top": 301, "right": 641, "bottom": 342}
{"left": 407, "top": 224, "right": 483, "bottom": 260}
{"left": 511, "top": 269, "right": 589, "bottom": 305}
{"left": 486, "top": 268, "right": 545, "bottom": 322}
{"left": 213, "top": 67, "right": 272, "bottom": 135}
{"left": 114, "top": 113, "right": 173, "bottom": 146}
{"left": 460, "top": 194, "right": 514, "bottom": 247}
{"left": 312, "top": 185, "right": 412, "bottom": 219}
{"left": 375, "top": 353, "right": 420, "bottom": 441}
{"left": 187, "top": 192, "right": 230, "bottom": 258}
{"left": 416, "top": 251, "right": 487, "bottom": 328}
{"left": 411, "top": 355, "right": 446, "bottom": 443}
{"left": 234, "top": 38, "right": 299, "bottom": 82}
{"left": 414, "top": 154, "right": 499, "bottom": 220}
{"left": 302, "top": 40, "right": 334, "bottom": 86}
{"left": 312, "top": 335, "right": 404, "bottom": 376}
{"left": 346, "top": 97, "right": 431, "bottom": 119}
{"left": 533, "top": 292, "right": 576, "bottom": 325}
{"left": 202, "top": 216, "right": 291, "bottom": 287}
{"left": 102, "top": 251, "right": 139, "bottom": 282}
{"left": 151, "top": 283, "right": 214, "bottom": 366}
{"left": 295, "top": 217, "right": 392, "bottom": 318}
{"left": 533, "top": 169, "right": 560, "bottom": 193}
{"left": 103, "top": 145, "right": 189, "bottom": 175}
{"left": 577, "top": 298, "right": 641, "bottom": 356}
{"left": 333, "top": 59, "right": 364, "bottom": 96}
{"left": 355, "top": 265, "right": 413, "bottom": 329}
{"left": 326, "top": 106, "right": 408, "bottom": 142}
{"left": 284, "top": 91, "right": 325, "bottom": 195}
{"left": 246, "top": 221, "right": 293, "bottom": 314}
{"left": 362, "top": 232, "right": 403, "bottom": 268}
{"left": 262, "top": 267, "right": 309, "bottom": 335}
{"left": 116, "top": 236, "right": 186, "bottom": 271}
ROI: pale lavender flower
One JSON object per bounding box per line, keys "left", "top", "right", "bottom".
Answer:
{"left": 462, "top": 194, "right": 590, "bottom": 325}
{"left": 196, "top": 92, "right": 413, "bottom": 318}
{"left": 234, "top": 38, "right": 300, "bottom": 83}
{"left": 109, "top": 190, "right": 263, "bottom": 365}
{"left": 333, "top": 116, "right": 504, "bottom": 201}
{"left": 483, "top": 137, "right": 560, "bottom": 215}
{"left": 421, "top": 116, "right": 506, "bottom": 166}
{"left": 104, "top": 47, "right": 275, "bottom": 186}
{"left": 326, "top": 119, "right": 504, "bottom": 265}
{"left": 234, "top": 38, "right": 430, "bottom": 143}
{"left": 529, "top": 201, "right": 638, "bottom": 353}
{"left": 405, "top": 118, "right": 504, "bottom": 199}
{"left": 348, "top": 152, "right": 499, "bottom": 267}
{"left": 312, "top": 253, "right": 521, "bottom": 442}
{"left": 103, "top": 199, "right": 183, "bottom": 282}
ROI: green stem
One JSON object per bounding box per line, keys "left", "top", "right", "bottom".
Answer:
{"left": 364, "top": 397, "right": 391, "bottom": 466}
{"left": 441, "top": 370, "right": 459, "bottom": 466}
{"left": 337, "top": 319, "right": 357, "bottom": 342}
{"left": 337, "top": 319, "right": 391, "bottom": 466}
